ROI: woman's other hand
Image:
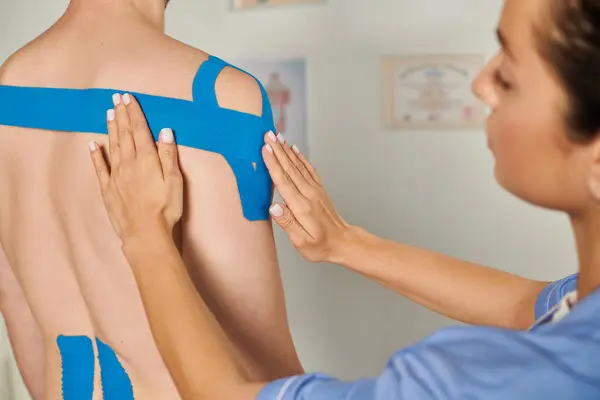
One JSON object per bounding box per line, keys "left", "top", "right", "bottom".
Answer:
{"left": 89, "top": 93, "right": 183, "bottom": 241}
{"left": 262, "top": 131, "right": 351, "bottom": 263}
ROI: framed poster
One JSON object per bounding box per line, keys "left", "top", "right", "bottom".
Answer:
{"left": 382, "top": 54, "right": 486, "bottom": 130}
{"left": 233, "top": 58, "right": 309, "bottom": 157}
{"left": 232, "top": 0, "right": 326, "bottom": 10}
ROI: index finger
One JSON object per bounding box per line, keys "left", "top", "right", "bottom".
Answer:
{"left": 291, "top": 145, "right": 322, "bottom": 185}
{"left": 265, "top": 132, "right": 313, "bottom": 198}
{"left": 125, "top": 94, "right": 158, "bottom": 154}
{"left": 114, "top": 93, "right": 135, "bottom": 160}
{"left": 107, "top": 108, "right": 120, "bottom": 168}
{"left": 262, "top": 143, "right": 311, "bottom": 217}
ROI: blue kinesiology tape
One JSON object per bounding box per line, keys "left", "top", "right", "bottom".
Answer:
{"left": 96, "top": 338, "right": 134, "bottom": 400}
{"left": 57, "top": 335, "right": 135, "bottom": 399}
{"left": 57, "top": 335, "right": 95, "bottom": 400}
{"left": 0, "top": 55, "right": 275, "bottom": 221}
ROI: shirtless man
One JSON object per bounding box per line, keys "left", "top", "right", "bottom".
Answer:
{"left": 0, "top": 0, "right": 302, "bottom": 398}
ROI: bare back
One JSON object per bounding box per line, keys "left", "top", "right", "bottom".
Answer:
{"left": 0, "top": 15, "right": 300, "bottom": 400}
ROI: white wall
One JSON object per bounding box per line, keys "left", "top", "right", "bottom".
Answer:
{"left": 0, "top": 0, "right": 578, "bottom": 397}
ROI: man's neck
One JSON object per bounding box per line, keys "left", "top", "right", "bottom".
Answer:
{"left": 64, "top": 0, "right": 166, "bottom": 32}
{"left": 570, "top": 211, "right": 600, "bottom": 299}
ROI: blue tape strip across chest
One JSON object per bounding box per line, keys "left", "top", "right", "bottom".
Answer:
{"left": 0, "top": 56, "right": 274, "bottom": 221}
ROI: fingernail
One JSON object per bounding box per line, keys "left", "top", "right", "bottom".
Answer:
{"left": 270, "top": 204, "right": 283, "bottom": 217}
{"left": 265, "top": 144, "right": 273, "bottom": 154}
{"left": 88, "top": 141, "right": 97, "bottom": 151}
{"left": 277, "top": 133, "right": 285, "bottom": 144}
{"left": 161, "top": 128, "right": 174, "bottom": 143}
{"left": 112, "top": 93, "right": 121, "bottom": 106}
{"left": 107, "top": 109, "right": 115, "bottom": 121}
{"left": 123, "top": 93, "right": 131, "bottom": 105}
{"left": 267, "top": 131, "right": 277, "bottom": 143}
{"left": 291, "top": 145, "right": 300, "bottom": 154}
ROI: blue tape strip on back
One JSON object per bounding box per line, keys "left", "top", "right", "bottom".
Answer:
{"left": 57, "top": 335, "right": 95, "bottom": 400}
{"left": 96, "top": 338, "right": 134, "bottom": 400}
{"left": 0, "top": 56, "right": 274, "bottom": 221}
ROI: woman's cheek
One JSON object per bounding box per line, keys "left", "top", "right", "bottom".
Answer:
{"left": 486, "top": 106, "right": 536, "bottom": 182}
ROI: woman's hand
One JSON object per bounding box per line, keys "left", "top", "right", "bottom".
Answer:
{"left": 89, "top": 93, "right": 183, "bottom": 241}
{"left": 262, "top": 131, "right": 351, "bottom": 263}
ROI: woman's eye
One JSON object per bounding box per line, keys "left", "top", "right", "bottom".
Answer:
{"left": 494, "top": 69, "right": 512, "bottom": 90}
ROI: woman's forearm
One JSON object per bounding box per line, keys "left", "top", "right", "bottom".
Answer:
{"left": 121, "top": 225, "right": 260, "bottom": 399}
{"left": 259, "top": 136, "right": 546, "bottom": 330}
{"left": 333, "top": 226, "right": 547, "bottom": 329}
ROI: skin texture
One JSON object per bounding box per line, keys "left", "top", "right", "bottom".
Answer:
{"left": 90, "top": 95, "right": 264, "bottom": 398}
{"left": 0, "top": 0, "right": 301, "bottom": 398}
{"left": 0, "top": 254, "right": 45, "bottom": 400}
{"left": 90, "top": 0, "right": 600, "bottom": 398}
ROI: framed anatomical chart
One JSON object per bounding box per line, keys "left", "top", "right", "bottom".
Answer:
{"left": 234, "top": 58, "right": 309, "bottom": 156}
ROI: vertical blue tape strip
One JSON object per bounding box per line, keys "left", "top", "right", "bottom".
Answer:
{"left": 96, "top": 337, "right": 134, "bottom": 400}
{"left": 57, "top": 335, "right": 95, "bottom": 400}
{"left": 57, "top": 335, "right": 135, "bottom": 399}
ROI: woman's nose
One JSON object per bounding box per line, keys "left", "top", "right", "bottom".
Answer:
{"left": 474, "top": 81, "right": 499, "bottom": 111}
{"left": 472, "top": 57, "right": 500, "bottom": 111}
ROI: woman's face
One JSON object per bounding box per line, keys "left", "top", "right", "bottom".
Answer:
{"left": 472, "top": 0, "right": 596, "bottom": 214}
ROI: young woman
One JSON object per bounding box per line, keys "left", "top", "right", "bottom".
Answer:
{"left": 89, "top": 0, "right": 600, "bottom": 398}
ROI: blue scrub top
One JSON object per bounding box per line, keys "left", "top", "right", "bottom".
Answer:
{"left": 258, "top": 274, "right": 600, "bottom": 399}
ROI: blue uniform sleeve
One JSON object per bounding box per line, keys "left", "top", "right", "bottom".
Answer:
{"left": 256, "top": 321, "right": 600, "bottom": 400}
{"left": 534, "top": 274, "right": 578, "bottom": 320}
{"left": 257, "top": 374, "right": 378, "bottom": 399}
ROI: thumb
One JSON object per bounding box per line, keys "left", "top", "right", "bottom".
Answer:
{"left": 158, "top": 128, "right": 180, "bottom": 177}
{"left": 269, "top": 203, "right": 309, "bottom": 244}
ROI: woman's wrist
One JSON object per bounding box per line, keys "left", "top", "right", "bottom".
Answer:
{"left": 120, "top": 219, "right": 174, "bottom": 258}
{"left": 327, "top": 225, "right": 371, "bottom": 266}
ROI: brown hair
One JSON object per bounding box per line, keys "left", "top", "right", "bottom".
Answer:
{"left": 536, "top": 0, "right": 600, "bottom": 141}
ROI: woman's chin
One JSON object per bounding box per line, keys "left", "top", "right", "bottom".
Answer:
{"left": 494, "top": 169, "right": 579, "bottom": 212}
{"left": 493, "top": 167, "right": 536, "bottom": 204}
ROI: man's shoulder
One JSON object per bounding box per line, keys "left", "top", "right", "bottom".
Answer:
{"left": 0, "top": 30, "right": 64, "bottom": 86}
{"left": 0, "top": 47, "right": 34, "bottom": 86}
{"left": 212, "top": 62, "right": 264, "bottom": 117}
{"left": 146, "top": 38, "right": 265, "bottom": 117}
{"left": 0, "top": 35, "right": 266, "bottom": 118}
{"left": 0, "top": 58, "right": 11, "bottom": 85}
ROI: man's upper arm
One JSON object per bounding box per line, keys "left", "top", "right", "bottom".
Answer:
{"left": 214, "top": 67, "right": 265, "bottom": 117}
{"left": 179, "top": 66, "right": 301, "bottom": 379}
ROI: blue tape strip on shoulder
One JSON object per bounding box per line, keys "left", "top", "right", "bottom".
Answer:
{"left": 0, "top": 55, "right": 274, "bottom": 221}
{"left": 96, "top": 338, "right": 134, "bottom": 400}
{"left": 57, "top": 335, "right": 95, "bottom": 400}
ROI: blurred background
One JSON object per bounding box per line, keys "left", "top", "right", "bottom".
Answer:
{"left": 0, "top": 0, "right": 577, "bottom": 399}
